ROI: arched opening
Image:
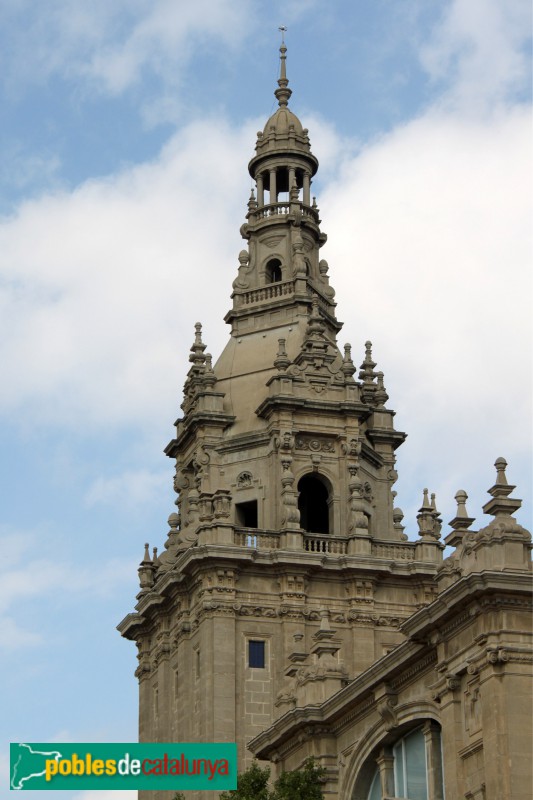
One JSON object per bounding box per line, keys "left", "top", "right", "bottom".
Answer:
{"left": 298, "top": 473, "right": 330, "bottom": 534}
{"left": 265, "top": 258, "right": 282, "bottom": 283}
{"left": 353, "top": 723, "right": 444, "bottom": 800}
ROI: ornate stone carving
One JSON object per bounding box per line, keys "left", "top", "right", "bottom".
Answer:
{"left": 295, "top": 436, "right": 335, "bottom": 452}
{"left": 237, "top": 471, "right": 253, "bottom": 489}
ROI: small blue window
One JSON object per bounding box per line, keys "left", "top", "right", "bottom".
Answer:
{"left": 248, "top": 640, "right": 265, "bottom": 668}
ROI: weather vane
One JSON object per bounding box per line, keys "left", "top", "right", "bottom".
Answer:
{"left": 279, "top": 25, "right": 287, "bottom": 44}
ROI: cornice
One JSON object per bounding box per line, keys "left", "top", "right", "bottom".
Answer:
{"left": 401, "top": 570, "right": 533, "bottom": 640}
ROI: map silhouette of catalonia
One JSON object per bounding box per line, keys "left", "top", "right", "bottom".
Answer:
{"left": 10, "top": 743, "right": 62, "bottom": 789}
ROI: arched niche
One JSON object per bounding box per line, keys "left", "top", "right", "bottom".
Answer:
{"left": 297, "top": 472, "right": 332, "bottom": 534}
{"left": 265, "top": 258, "right": 282, "bottom": 284}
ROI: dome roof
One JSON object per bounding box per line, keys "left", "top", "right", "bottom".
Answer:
{"left": 262, "top": 105, "right": 304, "bottom": 138}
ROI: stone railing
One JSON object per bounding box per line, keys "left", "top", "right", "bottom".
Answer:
{"left": 303, "top": 535, "right": 348, "bottom": 555}
{"left": 234, "top": 528, "right": 281, "bottom": 550}
{"left": 251, "top": 202, "right": 319, "bottom": 224}
{"left": 239, "top": 280, "right": 294, "bottom": 306}
{"left": 253, "top": 202, "right": 290, "bottom": 219}
{"left": 371, "top": 542, "right": 417, "bottom": 561}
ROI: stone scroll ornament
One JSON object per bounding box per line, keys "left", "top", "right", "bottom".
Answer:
{"left": 344, "top": 438, "right": 370, "bottom": 533}
{"left": 275, "top": 431, "right": 300, "bottom": 528}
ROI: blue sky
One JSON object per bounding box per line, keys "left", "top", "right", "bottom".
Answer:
{"left": 1, "top": 1, "right": 531, "bottom": 798}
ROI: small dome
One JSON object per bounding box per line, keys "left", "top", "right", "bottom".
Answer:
{"left": 263, "top": 106, "right": 304, "bottom": 138}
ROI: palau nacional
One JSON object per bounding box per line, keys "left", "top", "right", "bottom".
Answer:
{"left": 118, "top": 43, "right": 533, "bottom": 800}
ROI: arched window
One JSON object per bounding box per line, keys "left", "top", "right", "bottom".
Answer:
{"left": 363, "top": 724, "right": 444, "bottom": 800}
{"left": 298, "top": 473, "right": 330, "bottom": 534}
{"left": 265, "top": 258, "right": 282, "bottom": 283}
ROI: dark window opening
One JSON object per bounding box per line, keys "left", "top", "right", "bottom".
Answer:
{"left": 298, "top": 474, "right": 330, "bottom": 534}
{"left": 266, "top": 258, "right": 282, "bottom": 283}
{"left": 235, "top": 500, "right": 258, "bottom": 528}
{"left": 248, "top": 640, "right": 265, "bottom": 668}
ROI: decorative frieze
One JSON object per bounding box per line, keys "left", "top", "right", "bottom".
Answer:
{"left": 295, "top": 435, "right": 335, "bottom": 453}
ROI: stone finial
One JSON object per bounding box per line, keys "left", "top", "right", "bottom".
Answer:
{"left": 138, "top": 543, "right": 155, "bottom": 594}
{"left": 247, "top": 188, "right": 257, "bottom": 211}
{"left": 449, "top": 490, "right": 475, "bottom": 532}
{"left": 152, "top": 547, "right": 160, "bottom": 568}
{"left": 417, "top": 489, "right": 441, "bottom": 539}
{"left": 393, "top": 507, "right": 407, "bottom": 538}
{"left": 359, "top": 341, "right": 378, "bottom": 404}
{"left": 342, "top": 343, "right": 356, "bottom": 379}
{"left": 420, "top": 488, "right": 431, "bottom": 510}
{"left": 189, "top": 322, "right": 207, "bottom": 366}
{"left": 142, "top": 542, "right": 152, "bottom": 564}
{"left": 430, "top": 493, "right": 442, "bottom": 537}
{"left": 168, "top": 512, "right": 180, "bottom": 531}
{"left": 274, "top": 338, "right": 291, "bottom": 372}
{"left": 374, "top": 371, "right": 389, "bottom": 407}
{"left": 203, "top": 353, "right": 217, "bottom": 387}
{"left": 483, "top": 457, "right": 522, "bottom": 518}
{"left": 359, "top": 340, "right": 377, "bottom": 381}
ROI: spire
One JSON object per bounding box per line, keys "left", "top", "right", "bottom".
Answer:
{"left": 275, "top": 29, "right": 292, "bottom": 108}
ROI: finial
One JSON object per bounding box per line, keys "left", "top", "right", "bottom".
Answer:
{"left": 487, "top": 457, "right": 514, "bottom": 499}
{"left": 142, "top": 542, "right": 151, "bottom": 563}
{"left": 189, "top": 321, "right": 207, "bottom": 366}
{"left": 342, "top": 343, "right": 356, "bottom": 379}
{"left": 275, "top": 29, "right": 292, "bottom": 108}
{"left": 374, "top": 371, "right": 389, "bottom": 407}
{"left": 483, "top": 457, "right": 522, "bottom": 518}
{"left": 417, "top": 489, "right": 441, "bottom": 540}
{"left": 393, "top": 507, "right": 407, "bottom": 539}
{"left": 247, "top": 188, "right": 257, "bottom": 211}
{"left": 420, "top": 488, "right": 431, "bottom": 511}
{"left": 359, "top": 340, "right": 379, "bottom": 404}
{"left": 448, "top": 489, "right": 476, "bottom": 534}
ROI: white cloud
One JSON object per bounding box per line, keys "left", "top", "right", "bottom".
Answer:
{"left": 0, "top": 617, "right": 43, "bottom": 649}
{"left": 321, "top": 97, "right": 531, "bottom": 523}
{"left": 1, "top": 0, "right": 250, "bottom": 97}
{"left": 420, "top": 0, "right": 532, "bottom": 113}
{"left": 0, "top": 535, "right": 137, "bottom": 650}
{"left": 0, "top": 118, "right": 256, "bottom": 429}
{"left": 85, "top": 468, "right": 168, "bottom": 508}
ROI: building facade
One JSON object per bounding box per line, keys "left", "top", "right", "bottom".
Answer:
{"left": 118, "top": 46, "right": 532, "bottom": 800}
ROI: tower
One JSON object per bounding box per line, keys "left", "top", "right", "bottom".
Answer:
{"left": 118, "top": 44, "right": 446, "bottom": 797}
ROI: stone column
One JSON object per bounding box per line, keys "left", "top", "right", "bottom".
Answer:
{"left": 256, "top": 172, "right": 264, "bottom": 207}
{"left": 376, "top": 747, "right": 395, "bottom": 798}
{"left": 269, "top": 167, "right": 277, "bottom": 205}
{"left": 288, "top": 167, "right": 296, "bottom": 195}
{"left": 303, "top": 171, "right": 311, "bottom": 205}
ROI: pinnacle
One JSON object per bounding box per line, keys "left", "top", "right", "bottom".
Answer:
{"left": 274, "top": 42, "right": 292, "bottom": 108}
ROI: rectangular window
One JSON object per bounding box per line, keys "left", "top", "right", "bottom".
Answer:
{"left": 235, "top": 500, "right": 258, "bottom": 528}
{"left": 248, "top": 640, "right": 265, "bottom": 669}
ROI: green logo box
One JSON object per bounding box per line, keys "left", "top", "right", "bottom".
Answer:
{"left": 10, "top": 742, "right": 237, "bottom": 790}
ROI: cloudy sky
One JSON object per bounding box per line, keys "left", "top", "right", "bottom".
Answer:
{"left": 1, "top": 1, "right": 531, "bottom": 797}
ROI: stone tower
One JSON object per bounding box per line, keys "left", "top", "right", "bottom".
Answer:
{"left": 118, "top": 44, "right": 445, "bottom": 797}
